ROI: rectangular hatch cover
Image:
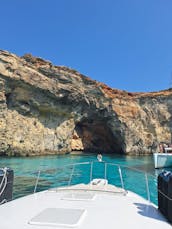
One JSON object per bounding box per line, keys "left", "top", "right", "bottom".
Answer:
{"left": 29, "top": 208, "right": 86, "bottom": 227}
{"left": 61, "top": 192, "right": 95, "bottom": 201}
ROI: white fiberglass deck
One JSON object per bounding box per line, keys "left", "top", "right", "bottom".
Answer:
{"left": 0, "top": 186, "right": 171, "bottom": 229}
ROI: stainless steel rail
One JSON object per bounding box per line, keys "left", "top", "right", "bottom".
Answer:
{"left": 34, "top": 170, "right": 40, "bottom": 193}
{"left": 33, "top": 161, "right": 153, "bottom": 202}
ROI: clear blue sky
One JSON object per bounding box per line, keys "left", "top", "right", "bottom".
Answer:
{"left": 1, "top": 0, "right": 172, "bottom": 92}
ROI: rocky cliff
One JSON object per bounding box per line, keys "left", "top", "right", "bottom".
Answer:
{"left": 0, "top": 50, "right": 172, "bottom": 156}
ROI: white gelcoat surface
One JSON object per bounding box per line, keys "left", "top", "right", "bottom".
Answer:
{"left": 0, "top": 187, "right": 171, "bottom": 229}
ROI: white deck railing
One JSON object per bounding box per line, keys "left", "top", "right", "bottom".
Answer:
{"left": 33, "top": 161, "right": 156, "bottom": 203}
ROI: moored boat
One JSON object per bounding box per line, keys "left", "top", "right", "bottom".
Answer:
{"left": 154, "top": 152, "right": 172, "bottom": 169}
{"left": 154, "top": 146, "right": 172, "bottom": 169}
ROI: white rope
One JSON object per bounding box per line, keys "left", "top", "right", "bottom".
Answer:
{"left": 0, "top": 199, "right": 7, "bottom": 205}
{"left": 0, "top": 168, "right": 8, "bottom": 197}
{"left": 158, "top": 189, "right": 172, "bottom": 201}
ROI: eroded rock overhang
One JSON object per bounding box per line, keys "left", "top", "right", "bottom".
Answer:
{"left": 0, "top": 50, "right": 172, "bottom": 156}
{"left": 71, "top": 118, "right": 124, "bottom": 154}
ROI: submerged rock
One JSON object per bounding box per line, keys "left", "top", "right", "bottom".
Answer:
{"left": 0, "top": 50, "right": 172, "bottom": 156}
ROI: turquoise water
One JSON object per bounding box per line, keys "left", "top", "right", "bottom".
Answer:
{"left": 0, "top": 153, "right": 164, "bottom": 205}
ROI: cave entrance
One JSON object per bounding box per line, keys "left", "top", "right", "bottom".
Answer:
{"left": 71, "top": 119, "right": 123, "bottom": 154}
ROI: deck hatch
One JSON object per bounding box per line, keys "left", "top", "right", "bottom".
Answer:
{"left": 61, "top": 192, "right": 95, "bottom": 201}
{"left": 29, "top": 208, "right": 86, "bottom": 227}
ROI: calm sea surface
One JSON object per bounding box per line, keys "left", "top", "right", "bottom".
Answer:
{"left": 0, "top": 153, "right": 167, "bottom": 205}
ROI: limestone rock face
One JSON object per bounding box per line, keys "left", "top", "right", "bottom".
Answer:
{"left": 0, "top": 50, "right": 172, "bottom": 156}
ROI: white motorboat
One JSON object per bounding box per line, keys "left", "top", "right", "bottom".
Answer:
{"left": 154, "top": 148, "right": 172, "bottom": 169}
{"left": 0, "top": 161, "right": 171, "bottom": 229}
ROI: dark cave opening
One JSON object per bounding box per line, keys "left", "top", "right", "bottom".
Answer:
{"left": 71, "top": 119, "right": 124, "bottom": 154}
